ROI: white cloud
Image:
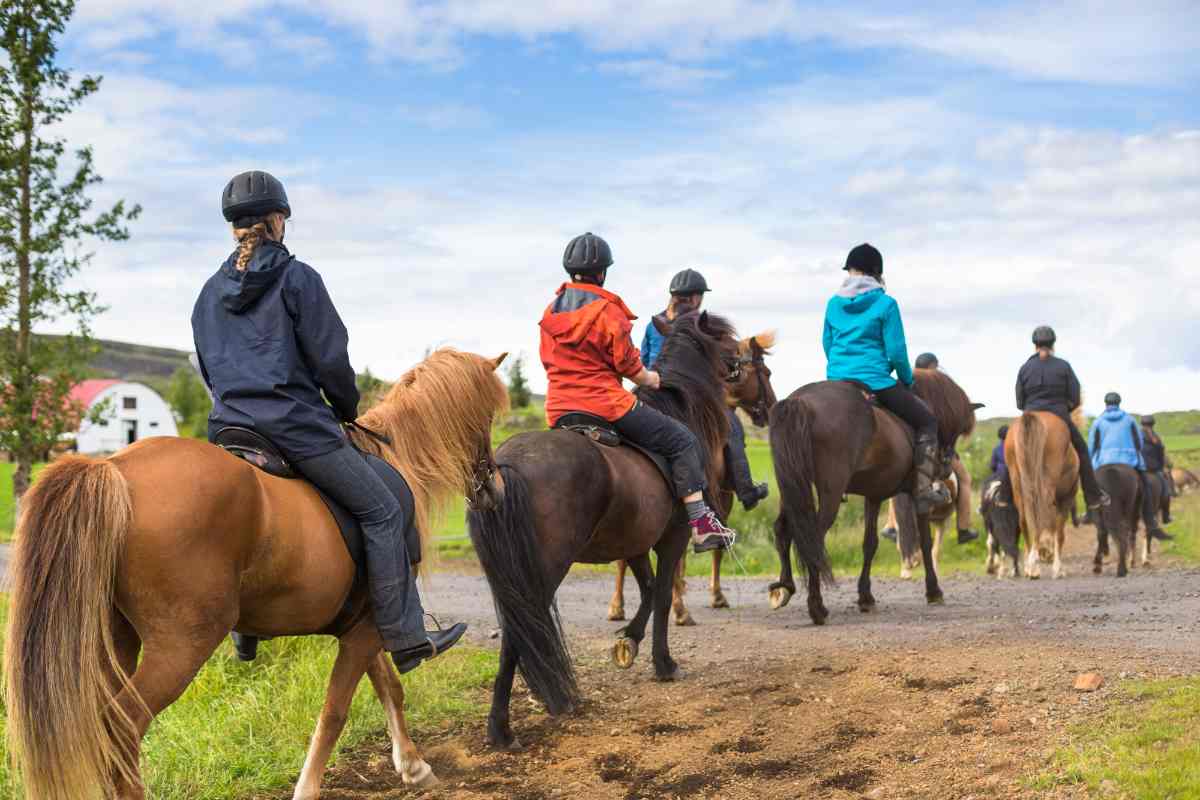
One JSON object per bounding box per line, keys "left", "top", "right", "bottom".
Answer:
{"left": 597, "top": 59, "right": 731, "bottom": 91}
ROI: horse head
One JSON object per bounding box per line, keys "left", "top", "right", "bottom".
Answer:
{"left": 726, "top": 330, "right": 777, "bottom": 427}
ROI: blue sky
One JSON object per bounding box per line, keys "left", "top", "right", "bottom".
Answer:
{"left": 54, "top": 1, "right": 1200, "bottom": 415}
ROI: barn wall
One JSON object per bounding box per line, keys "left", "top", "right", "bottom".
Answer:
{"left": 76, "top": 382, "right": 180, "bottom": 454}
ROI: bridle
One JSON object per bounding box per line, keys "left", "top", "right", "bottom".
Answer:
{"left": 467, "top": 439, "right": 499, "bottom": 510}
{"left": 726, "top": 346, "right": 772, "bottom": 424}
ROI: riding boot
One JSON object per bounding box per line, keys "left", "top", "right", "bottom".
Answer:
{"left": 230, "top": 631, "right": 259, "bottom": 661}
{"left": 957, "top": 528, "right": 980, "bottom": 544}
{"left": 913, "top": 435, "right": 951, "bottom": 515}
{"left": 725, "top": 409, "right": 769, "bottom": 510}
{"left": 1140, "top": 472, "right": 1172, "bottom": 541}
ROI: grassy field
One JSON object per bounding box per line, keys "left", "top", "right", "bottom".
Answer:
{"left": 0, "top": 593, "right": 497, "bottom": 799}
{"left": 1034, "top": 676, "right": 1200, "bottom": 798}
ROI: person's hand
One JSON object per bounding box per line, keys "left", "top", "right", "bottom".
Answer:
{"left": 635, "top": 368, "right": 661, "bottom": 390}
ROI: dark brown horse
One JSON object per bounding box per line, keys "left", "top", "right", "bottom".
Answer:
{"left": 3, "top": 349, "right": 509, "bottom": 800}
{"left": 607, "top": 330, "right": 777, "bottom": 625}
{"left": 1093, "top": 463, "right": 1141, "bottom": 577}
{"left": 767, "top": 369, "right": 977, "bottom": 625}
{"left": 468, "top": 312, "right": 735, "bottom": 750}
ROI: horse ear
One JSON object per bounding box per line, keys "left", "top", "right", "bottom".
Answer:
{"left": 491, "top": 353, "right": 508, "bottom": 370}
{"left": 971, "top": 402, "right": 986, "bottom": 410}
{"left": 750, "top": 337, "right": 764, "bottom": 356}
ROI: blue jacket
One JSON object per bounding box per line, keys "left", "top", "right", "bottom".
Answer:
{"left": 823, "top": 278, "right": 913, "bottom": 391}
{"left": 1089, "top": 407, "right": 1145, "bottom": 470}
{"left": 990, "top": 441, "right": 1008, "bottom": 480}
{"left": 639, "top": 312, "right": 668, "bottom": 368}
{"left": 192, "top": 241, "right": 359, "bottom": 462}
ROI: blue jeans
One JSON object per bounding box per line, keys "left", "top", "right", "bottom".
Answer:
{"left": 294, "top": 444, "right": 425, "bottom": 650}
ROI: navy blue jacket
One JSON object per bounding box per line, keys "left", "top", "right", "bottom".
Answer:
{"left": 1015, "top": 354, "right": 1080, "bottom": 418}
{"left": 990, "top": 440, "right": 1008, "bottom": 481}
{"left": 192, "top": 241, "right": 359, "bottom": 461}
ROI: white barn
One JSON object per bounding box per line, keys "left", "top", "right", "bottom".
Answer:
{"left": 70, "top": 379, "right": 179, "bottom": 454}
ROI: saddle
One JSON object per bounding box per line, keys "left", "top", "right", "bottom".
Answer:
{"left": 213, "top": 426, "right": 420, "bottom": 659}
{"left": 553, "top": 412, "right": 673, "bottom": 489}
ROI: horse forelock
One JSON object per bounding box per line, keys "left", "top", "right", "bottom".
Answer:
{"left": 742, "top": 329, "right": 776, "bottom": 354}
{"left": 912, "top": 368, "right": 976, "bottom": 443}
{"left": 352, "top": 348, "right": 509, "bottom": 568}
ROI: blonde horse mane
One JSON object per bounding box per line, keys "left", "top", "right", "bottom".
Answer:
{"left": 350, "top": 348, "right": 509, "bottom": 572}
{"left": 739, "top": 329, "right": 776, "bottom": 355}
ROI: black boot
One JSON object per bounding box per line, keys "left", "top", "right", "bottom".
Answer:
{"left": 913, "top": 436, "right": 951, "bottom": 514}
{"left": 957, "top": 528, "right": 980, "bottom": 544}
{"left": 391, "top": 622, "right": 468, "bottom": 674}
{"left": 1147, "top": 524, "right": 1173, "bottom": 542}
{"left": 230, "top": 632, "right": 259, "bottom": 662}
{"left": 738, "top": 482, "right": 770, "bottom": 511}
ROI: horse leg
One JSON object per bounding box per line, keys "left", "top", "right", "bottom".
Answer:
{"left": 857, "top": 498, "right": 881, "bottom": 612}
{"left": 1093, "top": 524, "right": 1105, "bottom": 575}
{"left": 805, "top": 490, "right": 842, "bottom": 625}
{"left": 487, "top": 635, "right": 522, "bottom": 751}
{"left": 1116, "top": 525, "right": 1129, "bottom": 578}
{"left": 1052, "top": 516, "right": 1067, "bottom": 579}
{"left": 919, "top": 514, "right": 944, "bottom": 604}
{"left": 651, "top": 529, "right": 687, "bottom": 681}
{"left": 710, "top": 549, "right": 729, "bottom": 609}
{"left": 1022, "top": 517, "right": 1041, "bottom": 579}
{"left": 768, "top": 512, "right": 796, "bottom": 609}
{"left": 365, "top": 652, "right": 438, "bottom": 789}
{"left": 608, "top": 560, "right": 627, "bottom": 621}
{"left": 672, "top": 553, "right": 696, "bottom": 627}
{"left": 293, "top": 623, "right": 382, "bottom": 800}
{"left": 985, "top": 530, "right": 999, "bottom": 575}
{"left": 613, "top": 554, "right": 654, "bottom": 669}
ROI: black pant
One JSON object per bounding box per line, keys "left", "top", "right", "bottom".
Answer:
{"left": 1053, "top": 412, "right": 1104, "bottom": 503}
{"left": 1139, "top": 470, "right": 1163, "bottom": 528}
{"left": 724, "top": 408, "right": 755, "bottom": 497}
{"left": 294, "top": 444, "right": 425, "bottom": 651}
{"left": 614, "top": 401, "right": 706, "bottom": 498}
{"left": 875, "top": 383, "right": 938, "bottom": 443}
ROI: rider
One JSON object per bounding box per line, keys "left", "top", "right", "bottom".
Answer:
{"left": 1141, "top": 414, "right": 1177, "bottom": 517}
{"left": 1089, "top": 392, "right": 1170, "bottom": 541}
{"left": 990, "top": 425, "right": 1010, "bottom": 484}
{"left": 1016, "top": 326, "right": 1109, "bottom": 511}
{"left": 192, "top": 170, "right": 466, "bottom": 673}
{"left": 640, "top": 268, "right": 770, "bottom": 511}
{"left": 822, "top": 243, "right": 950, "bottom": 513}
{"left": 540, "top": 232, "right": 737, "bottom": 552}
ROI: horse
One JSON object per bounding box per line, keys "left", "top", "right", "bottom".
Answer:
{"left": 3, "top": 349, "right": 510, "bottom": 800}
{"left": 896, "top": 470, "right": 958, "bottom": 580}
{"left": 1093, "top": 463, "right": 1141, "bottom": 577}
{"left": 766, "top": 368, "right": 977, "bottom": 626}
{"left": 1171, "top": 466, "right": 1199, "bottom": 493}
{"left": 1005, "top": 409, "right": 1081, "bottom": 579}
{"left": 606, "top": 330, "right": 777, "bottom": 626}
{"left": 467, "top": 311, "right": 734, "bottom": 750}
{"left": 981, "top": 474, "right": 1022, "bottom": 578}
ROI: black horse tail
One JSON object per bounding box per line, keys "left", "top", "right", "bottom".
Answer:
{"left": 770, "top": 397, "right": 832, "bottom": 583}
{"left": 467, "top": 464, "right": 578, "bottom": 715}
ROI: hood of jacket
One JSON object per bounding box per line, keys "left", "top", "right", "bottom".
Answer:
{"left": 217, "top": 241, "right": 294, "bottom": 314}
{"left": 1100, "top": 407, "right": 1130, "bottom": 423}
{"left": 539, "top": 282, "right": 636, "bottom": 346}
{"left": 829, "top": 275, "right": 887, "bottom": 314}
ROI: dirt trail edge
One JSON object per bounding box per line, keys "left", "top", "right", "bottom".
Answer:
{"left": 269, "top": 539, "right": 1200, "bottom": 800}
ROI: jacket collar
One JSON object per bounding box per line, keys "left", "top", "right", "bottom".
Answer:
{"left": 557, "top": 282, "right": 638, "bottom": 320}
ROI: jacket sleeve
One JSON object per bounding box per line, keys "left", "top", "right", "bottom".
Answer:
{"left": 1015, "top": 368, "right": 1026, "bottom": 411}
{"left": 639, "top": 326, "right": 653, "bottom": 369}
{"left": 610, "top": 312, "right": 645, "bottom": 380}
{"left": 1066, "top": 364, "right": 1081, "bottom": 410}
{"left": 1132, "top": 421, "right": 1146, "bottom": 469}
{"left": 285, "top": 265, "right": 361, "bottom": 422}
{"left": 822, "top": 309, "right": 833, "bottom": 359}
{"left": 1089, "top": 422, "right": 1099, "bottom": 458}
{"left": 882, "top": 300, "right": 914, "bottom": 386}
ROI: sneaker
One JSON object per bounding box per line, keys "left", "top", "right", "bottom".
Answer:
{"left": 739, "top": 482, "right": 770, "bottom": 511}
{"left": 957, "top": 528, "right": 980, "bottom": 545}
{"left": 879, "top": 526, "right": 898, "bottom": 543}
{"left": 691, "top": 511, "right": 737, "bottom": 553}
{"left": 390, "top": 622, "right": 468, "bottom": 674}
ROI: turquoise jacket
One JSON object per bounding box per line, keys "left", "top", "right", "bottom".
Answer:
{"left": 823, "top": 277, "right": 913, "bottom": 391}
{"left": 1089, "top": 406, "right": 1145, "bottom": 470}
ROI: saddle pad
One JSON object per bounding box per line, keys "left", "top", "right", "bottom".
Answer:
{"left": 552, "top": 412, "right": 673, "bottom": 490}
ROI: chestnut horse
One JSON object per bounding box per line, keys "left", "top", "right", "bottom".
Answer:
{"left": 607, "top": 330, "right": 777, "bottom": 625}
{"left": 1005, "top": 409, "right": 1081, "bottom": 579}
{"left": 767, "top": 369, "right": 977, "bottom": 625}
{"left": 3, "top": 349, "right": 509, "bottom": 800}
{"left": 467, "top": 312, "right": 734, "bottom": 750}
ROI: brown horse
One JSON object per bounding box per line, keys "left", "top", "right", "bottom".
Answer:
{"left": 1006, "top": 410, "right": 1081, "bottom": 579}
{"left": 606, "top": 330, "right": 777, "bottom": 625}
{"left": 767, "top": 369, "right": 977, "bottom": 625}
{"left": 3, "top": 349, "right": 509, "bottom": 800}
{"left": 467, "top": 312, "right": 734, "bottom": 751}
{"left": 1093, "top": 463, "right": 1141, "bottom": 577}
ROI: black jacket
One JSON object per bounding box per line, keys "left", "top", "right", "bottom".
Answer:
{"left": 192, "top": 241, "right": 359, "bottom": 461}
{"left": 1015, "top": 353, "right": 1080, "bottom": 418}
{"left": 1141, "top": 428, "right": 1167, "bottom": 472}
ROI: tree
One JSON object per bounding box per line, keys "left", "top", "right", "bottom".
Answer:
{"left": 165, "top": 366, "right": 211, "bottom": 438}
{"left": 0, "top": 0, "right": 140, "bottom": 506}
{"left": 507, "top": 355, "right": 532, "bottom": 409}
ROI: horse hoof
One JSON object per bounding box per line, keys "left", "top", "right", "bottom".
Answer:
{"left": 899, "top": 569, "right": 913, "bottom": 581}
{"left": 808, "top": 604, "right": 829, "bottom": 626}
{"left": 1093, "top": 564, "right": 1102, "bottom": 575}
{"left": 607, "top": 609, "right": 626, "bottom": 622}
{"left": 655, "top": 665, "right": 685, "bottom": 683}
{"left": 403, "top": 761, "right": 440, "bottom": 790}
{"left": 674, "top": 612, "right": 697, "bottom": 627}
{"left": 769, "top": 586, "right": 793, "bottom": 610}
{"left": 858, "top": 599, "right": 876, "bottom": 613}
{"left": 711, "top": 593, "right": 730, "bottom": 609}
{"left": 612, "top": 638, "right": 638, "bottom": 669}
{"left": 927, "top": 592, "right": 944, "bottom": 605}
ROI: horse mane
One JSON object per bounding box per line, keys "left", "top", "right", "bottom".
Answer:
{"left": 741, "top": 329, "right": 776, "bottom": 354}
{"left": 637, "top": 311, "right": 734, "bottom": 492}
{"left": 911, "top": 368, "right": 976, "bottom": 444}
{"left": 350, "top": 348, "right": 509, "bottom": 572}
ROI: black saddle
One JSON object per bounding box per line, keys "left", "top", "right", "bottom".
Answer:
{"left": 553, "top": 412, "right": 673, "bottom": 489}
{"left": 213, "top": 426, "right": 419, "bottom": 660}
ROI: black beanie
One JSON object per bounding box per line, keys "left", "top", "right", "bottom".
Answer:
{"left": 844, "top": 243, "right": 882, "bottom": 276}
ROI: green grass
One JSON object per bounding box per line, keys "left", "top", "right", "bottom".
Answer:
{"left": 0, "top": 594, "right": 497, "bottom": 799}
{"left": 1033, "top": 676, "right": 1200, "bottom": 798}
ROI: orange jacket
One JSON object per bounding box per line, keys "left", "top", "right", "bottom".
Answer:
{"left": 540, "top": 282, "right": 645, "bottom": 425}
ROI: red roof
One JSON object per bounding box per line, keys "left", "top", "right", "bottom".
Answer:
{"left": 69, "top": 379, "right": 121, "bottom": 408}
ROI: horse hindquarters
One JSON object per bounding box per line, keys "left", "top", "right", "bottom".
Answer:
{"left": 468, "top": 464, "right": 578, "bottom": 747}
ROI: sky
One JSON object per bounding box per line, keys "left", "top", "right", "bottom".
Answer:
{"left": 49, "top": 0, "right": 1200, "bottom": 416}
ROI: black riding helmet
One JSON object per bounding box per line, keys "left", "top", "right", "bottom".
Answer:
{"left": 669, "top": 268, "right": 710, "bottom": 295}
{"left": 1104, "top": 392, "right": 1122, "bottom": 407}
{"left": 1032, "top": 325, "right": 1056, "bottom": 348}
{"left": 222, "top": 170, "right": 291, "bottom": 227}
{"left": 1142, "top": 414, "right": 1156, "bottom": 427}
{"left": 563, "top": 232, "right": 613, "bottom": 278}
{"left": 844, "top": 243, "right": 882, "bottom": 278}
{"left": 914, "top": 352, "right": 938, "bottom": 369}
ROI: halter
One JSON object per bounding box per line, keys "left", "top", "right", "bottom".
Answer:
{"left": 466, "top": 442, "right": 499, "bottom": 510}
{"left": 727, "top": 347, "right": 772, "bottom": 424}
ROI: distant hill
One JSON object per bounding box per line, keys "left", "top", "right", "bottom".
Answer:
{"left": 31, "top": 335, "right": 193, "bottom": 395}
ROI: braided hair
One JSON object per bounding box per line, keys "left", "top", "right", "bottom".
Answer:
{"left": 232, "top": 212, "right": 285, "bottom": 271}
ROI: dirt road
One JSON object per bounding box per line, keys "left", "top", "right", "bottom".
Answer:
{"left": 292, "top": 529, "right": 1199, "bottom": 800}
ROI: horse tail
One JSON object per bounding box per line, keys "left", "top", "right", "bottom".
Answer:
{"left": 3, "top": 456, "right": 143, "bottom": 800}
{"left": 1016, "top": 412, "right": 1054, "bottom": 552}
{"left": 770, "top": 397, "right": 831, "bottom": 582}
{"left": 467, "top": 464, "right": 577, "bottom": 714}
